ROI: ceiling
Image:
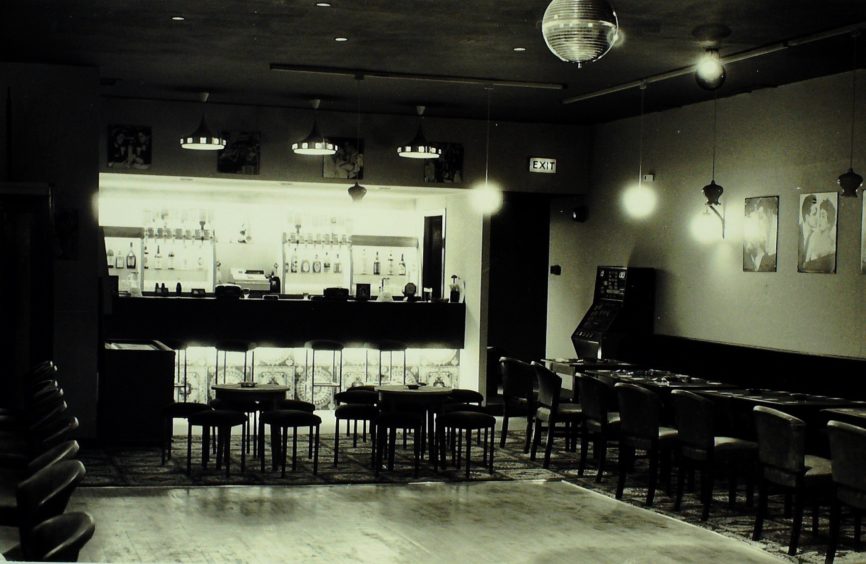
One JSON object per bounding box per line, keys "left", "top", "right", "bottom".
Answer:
{"left": 3, "top": 1, "right": 866, "bottom": 124}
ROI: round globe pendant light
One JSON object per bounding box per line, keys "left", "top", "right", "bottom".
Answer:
{"left": 292, "top": 99, "right": 336, "bottom": 156}
{"left": 541, "top": 0, "right": 619, "bottom": 67}
{"left": 180, "top": 92, "right": 226, "bottom": 151}
{"left": 397, "top": 105, "right": 441, "bottom": 159}
{"left": 695, "top": 49, "right": 726, "bottom": 91}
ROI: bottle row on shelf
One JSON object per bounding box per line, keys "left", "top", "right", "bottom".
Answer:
{"left": 142, "top": 239, "right": 212, "bottom": 272}
{"left": 284, "top": 246, "right": 347, "bottom": 276}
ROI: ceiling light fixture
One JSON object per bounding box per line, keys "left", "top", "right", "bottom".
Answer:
{"left": 315, "top": 2, "right": 332, "bottom": 6}
{"left": 334, "top": 37, "right": 348, "bottom": 42}
{"left": 292, "top": 98, "right": 336, "bottom": 156}
{"left": 541, "top": 0, "right": 619, "bottom": 67}
{"left": 513, "top": 47, "right": 527, "bottom": 52}
{"left": 179, "top": 92, "right": 226, "bottom": 151}
{"left": 348, "top": 76, "right": 367, "bottom": 202}
{"left": 621, "top": 82, "right": 658, "bottom": 219}
{"left": 695, "top": 48, "right": 726, "bottom": 90}
{"left": 839, "top": 32, "right": 863, "bottom": 198}
{"left": 171, "top": 16, "right": 185, "bottom": 21}
{"left": 397, "top": 105, "right": 441, "bottom": 159}
{"left": 701, "top": 94, "right": 725, "bottom": 237}
{"left": 469, "top": 88, "right": 503, "bottom": 215}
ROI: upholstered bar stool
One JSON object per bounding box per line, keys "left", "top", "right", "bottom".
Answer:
{"left": 303, "top": 340, "right": 344, "bottom": 403}
{"left": 259, "top": 410, "right": 322, "bottom": 477}
{"left": 186, "top": 409, "right": 248, "bottom": 478}
{"left": 213, "top": 340, "right": 258, "bottom": 387}
{"left": 437, "top": 410, "right": 496, "bottom": 479}
{"left": 366, "top": 341, "right": 407, "bottom": 385}
{"left": 161, "top": 402, "right": 211, "bottom": 465}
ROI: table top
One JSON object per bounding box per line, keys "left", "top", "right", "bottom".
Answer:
{"left": 698, "top": 388, "right": 864, "bottom": 408}
{"left": 583, "top": 369, "right": 733, "bottom": 390}
{"left": 211, "top": 383, "right": 291, "bottom": 393}
{"left": 376, "top": 384, "right": 453, "bottom": 395}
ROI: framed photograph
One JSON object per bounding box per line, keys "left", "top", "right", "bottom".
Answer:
{"left": 107, "top": 125, "right": 151, "bottom": 169}
{"left": 218, "top": 131, "right": 261, "bottom": 175}
{"left": 323, "top": 137, "right": 364, "bottom": 179}
{"left": 743, "top": 196, "right": 778, "bottom": 272}
{"left": 798, "top": 192, "right": 838, "bottom": 274}
{"left": 424, "top": 142, "right": 463, "bottom": 183}
{"left": 861, "top": 196, "right": 866, "bottom": 274}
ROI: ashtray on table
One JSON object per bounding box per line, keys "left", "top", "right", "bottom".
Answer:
{"left": 240, "top": 381, "right": 257, "bottom": 388}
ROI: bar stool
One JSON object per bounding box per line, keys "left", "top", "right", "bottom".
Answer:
{"left": 259, "top": 410, "right": 322, "bottom": 477}
{"left": 160, "top": 340, "right": 190, "bottom": 402}
{"left": 160, "top": 402, "right": 211, "bottom": 465}
{"left": 213, "top": 340, "right": 257, "bottom": 388}
{"left": 303, "top": 340, "right": 344, "bottom": 403}
{"left": 365, "top": 341, "right": 407, "bottom": 385}
{"left": 186, "top": 409, "right": 248, "bottom": 478}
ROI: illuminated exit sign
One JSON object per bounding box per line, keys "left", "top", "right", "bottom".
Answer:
{"left": 528, "top": 157, "right": 557, "bottom": 174}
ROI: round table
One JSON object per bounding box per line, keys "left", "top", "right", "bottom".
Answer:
{"left": 375, "top": 384, "right": 453, "bottom": 463}
{"left": 211, "top": 383, "right": 290, "bottom": 411}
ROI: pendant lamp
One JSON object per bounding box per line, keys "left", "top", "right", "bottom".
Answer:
{"left": 839, "top": 32, "right": 863, "bottom": 198}
{"left": 180, "top": 92, "right": 226, "bottom": 151}
{"left": 469, "top": 88, "right": 503, "bottom": 215}
{"left": 701, "top": 95, "right": 725, "bottom": 235}
{"left": 541, "top": 0, "right": 619, "bottom": 67}
{"left": 348, "top": 77, "right": 367, "bottom": 202}
{"left": 292, "top": 99, "right": 336, "bottom": 156}
{"left": 397, "top": 106, "right": 441, "bottom": 159}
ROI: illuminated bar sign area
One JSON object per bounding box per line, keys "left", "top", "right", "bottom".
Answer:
{"left": 528, "top": 157, "right": 557, "bottom": 174}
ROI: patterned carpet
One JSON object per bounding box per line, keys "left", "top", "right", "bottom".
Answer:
{"left": 78, "top": 430, "right": 864, "bottom": 563}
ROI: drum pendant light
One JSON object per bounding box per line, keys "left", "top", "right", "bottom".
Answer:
{"left": 541, "top": 0, "right": 619, "bottom": 67}
{"left": 180, "top": 92, "right": 226, "bottom": 151}
{"left": 292, "top": 99, "right": 336, "bottom": 156}
{"left": 397, "top": 106, "right": 441, "bottom": 159}
{"left": 348, "top": 77, "right": 367, "bottom": 202}
{"left": 839, "top": 32, "right": 863, "bottom": 198}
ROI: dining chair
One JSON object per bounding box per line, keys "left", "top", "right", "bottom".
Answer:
{"left": 15, "top": 460, "right": 87, "bottom": 549}
{"left": 826, "top": 419, "right": 866, "bottom": 563}
{"left": 529, "top": 362, "right": 582, "bottom": 468}
{"left": 333, "top": 387, "right": 378, "bottom": 466}
{"left": 670, "top": 389, "right": 757, "bottom": 520}
{"left": 752, "top": 405, "right": 832, "bottom": 556}
{"left": 614, "top": 382, "right": 678, "bottom": 506}
{"left": 499, "top": 357, "right": 536, "bottom": 452}
{"left": 23, "top": 511, "right": 96, "bottom": 562}
{"left": 578, "top": 375, "right": 620, "bottom": 482}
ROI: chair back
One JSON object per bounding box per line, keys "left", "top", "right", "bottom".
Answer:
{"left": 500, "top": 357, "right": 534, "bottom": 402}
{"left": 27, "top": 440, "right": 80, "bottom": 477}
{"left": 579, "top": 375, "right": 614, "bottom": 423}
{"left": 16, "top": 459, "right": 86, "bottom": 546}
{"left": 753, "top": 405, "right": 805, "bottom": 486}
{"left": 615, "top": 383, "right": 661, "bottom": 443}
{"left": 24, "top": 511, "right": 96, "bottom": 562}
{"left": 531, "top": 362, "right": 561, "bottom": 413}
{"left": 670, "top": 389, "right": 714, "bottom": 451}
{"left": 827, "top": 420, "right": 866, "bottom": 496}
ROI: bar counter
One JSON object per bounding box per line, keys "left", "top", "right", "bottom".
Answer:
{"left": 104, "top": 296, "right": 465, "bottom": 349}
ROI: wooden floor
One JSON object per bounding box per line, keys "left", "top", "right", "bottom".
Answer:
{"left": 20, "top": 480, "right": 785, "bottom": 563}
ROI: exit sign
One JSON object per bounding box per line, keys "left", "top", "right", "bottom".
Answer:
{"left": 528, "top": 157, "right": 557, "bottom": 174}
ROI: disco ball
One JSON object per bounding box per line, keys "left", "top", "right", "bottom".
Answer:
{"left": 542, "top": 0, "right": 619, "bottom": 67}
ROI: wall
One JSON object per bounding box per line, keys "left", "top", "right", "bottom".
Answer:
{"left": 0, "top": 63, "right": 100, "bottom": 435}
{"left": 547, "top": 72, "right": 866, "bottom": 361}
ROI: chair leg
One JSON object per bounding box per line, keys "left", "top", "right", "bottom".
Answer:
{"left": 260, "top": 423, "right": 267, "bottom": 472}
{"left": 701, "top": 465, "right": 714, "bottom": 520}
{"left": 186, "top": 421, "right": 193, "bottom": 475}
{"left": 388, "top": 427, "right": 397, "bottom": 471}
{"left": 753, "top": 478, "right": 768, "bottom": 540}
{"left": 465, "top": 429, "right": 472, "bottom": 480}
{"left": 292, "top": 427, "right": 299, "bottom": 472}
{"left": 530, "top": 417, "right": 541, "bottom": 461}
{"left": 826, "top": 498, "right": 841, "bottom": 564}
{"left": 524, "top": 415, "right": 533, "bottom": 454}
{"left": 578, "top": 429, "right": 589, "bottom": 477}
{"left": 162, "top": 416, "right": 171, "bottom": 465}
{"left": 334, "top": 420, "right": 341, "bottom": 466}
{"left": 616, "top": 443, "right": 629, "bottom": 500}
{"left": 313, "top": 425, "right": 320, "bottom": 475}
{"left": 488, "top": 424, "right": 496, "bottom": 474}
{"left": 647, "top": 447, "right": 659, "bottom": 507}
{"left": 281, "top": 426, "right": 288, "bottom": 478}
{"left": 596, "top": 435, "right": 608, "bottom": 483}
{"left": 543, "top": 421, "right": 555, "bottom": 469}
{"left": 674, "top": 457, "right": 686, "bottom": 511}
{"left": 413, "top": 425, "right": 420, "bottom": 478}
{"left": 789, "top": 488, "right": 805, "bottom": 556}
{"left": 500, "top": 409, "right": 509, "bottom": 448}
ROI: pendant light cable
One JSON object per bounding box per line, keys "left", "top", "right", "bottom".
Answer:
{"left": 849, "top": 33, "right": 859, "bottom": 169}
{"left": 355, "top": 75, "right": 362, "bottom": 150}
{"left": 711, "top": 92, "right": 718, "bottom": 181}
{"left": 484, "top": 87, "right": 492, "bottom": 186}
{"left": 638, "top": 82, "right": 646, "bottom": 185}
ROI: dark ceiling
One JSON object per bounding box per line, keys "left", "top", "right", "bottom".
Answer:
{"left": 2, "top": 1, "right": 866, "bottom": 124}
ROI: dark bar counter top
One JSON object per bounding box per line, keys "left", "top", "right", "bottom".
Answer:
{"left": 104, "top": 295, "right": 466, "bottom": 349}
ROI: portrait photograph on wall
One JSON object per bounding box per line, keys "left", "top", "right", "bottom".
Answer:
{"left": 423, "top": 142, "right": 463, "bottom": 183}
{"left": 798, "top": 192, "right": 838, "bottom": 274}
{"left": 107, "top": 125, "right": 151, "bottom": 170}
{"left": 217, "top": 131, "right": 261, "bottom": 175}
{"left": 323, "top": 137, "right": 364, "bottom": 179}
{"left": 743, "top": 196, "right": 778, "bottom": 272}
{"left": 861, "top": 195, "right": 866, "bottom": 274}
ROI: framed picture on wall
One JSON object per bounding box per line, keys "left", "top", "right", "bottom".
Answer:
{"left": 323, "top": 137, "right": 364, "bottom": 179}
{"left": 107, "top": 125, "right": 151, "bottom": 170}
{"left": 424, "top": 142, "right": 463, "bottom": 183}
{"left": 743, "top": 196, "right": 779, "bottom": 272}
{"left": 217, "top": 131, "right": 260, "bottom": 175}
{"left": 798, "top": 192, "right": 838, "bottom": 274}
{"left": 861, "top": 195, "right": 866, "bottom": 274}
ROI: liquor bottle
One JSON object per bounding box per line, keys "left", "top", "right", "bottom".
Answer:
{"left": 399, "top": 253, "right": 407, "bottom": 276}
{"left": 373, "top": 251, "right": 380, "bottom": 275}
{"left": 107, "top": 248, "right": 114, "bottom": 269}
{"left": 143, "top": 243, "right": 149, "bottom": 270}
{"left": 360, "top": 249, "right": 367, "bottom": 275}
{"left": 333, "top": 253, "right": 342, "bottom": 274}
{"left": 290, "top": 247, "right": 299, "bottom": 274}
{"left": 115, "top": 248, "right": 124, "bottom": 269}
{"left": 312, "top": 253, "right": 322, "bottom": 274}
{"left": 301, "top": 253, "right": 311, "bottom": 273}
{"left": 154, "top": 245, "right": 163, "bottom": 270}
{"left": 126, "top": 242, "right": 137, "bottom": 269}
{"left": 167, "top": 246, "right": 175, "bottom": 270}
{"left": 387, "top": 252, "right": 394, "bottom": 276}
{"left": 323, "top": 252, "right": 331, "bottom": 273}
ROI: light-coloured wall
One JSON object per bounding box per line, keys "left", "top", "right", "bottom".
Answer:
{"left": 547, "top": 72, "right": 866, "bottom": 361}
{"left": 1, "top": 63, "right": 101, "bottom": 435}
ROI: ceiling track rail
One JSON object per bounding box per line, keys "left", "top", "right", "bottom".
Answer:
{"left": 562, "top": 20, "right": 866, "bottom": 105}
